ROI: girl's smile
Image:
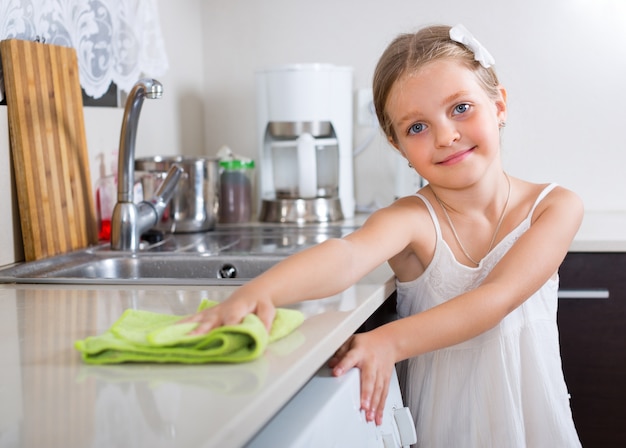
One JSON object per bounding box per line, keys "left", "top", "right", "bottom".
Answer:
{"left": 437, "top": 147, "right": 476, "bottom": 166}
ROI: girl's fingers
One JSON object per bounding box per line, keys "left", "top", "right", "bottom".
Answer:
{"left": 255, "top": 300, "right": 277, "bottom": 333}
{"left": 330, "top": 337, "right": 357, "bottom": 376}
{"left": 178, "top": 313, "right": 201, "bottom": 323}
{"left": 373, "top": 374, "right": 390, "bottom": 425}
{"left": 359, "top": 364, "right": 376, "bottom": 419}
{"left": 360, "top": 367, "right": 391, "bottom": 424}
{"left": 186, "top": 310, "right": 222, "bottom": 335}
{"left": 221, "top": 307, "right": 249, "bottom": 326}
{"left": 179, "top": 298, "right": 276, "bottom": 335}
{"left": 328, "top": 338, "right": 351, "bottom": 368}
{"left": 328, "top": 333, "right": 394, "bottom": 425}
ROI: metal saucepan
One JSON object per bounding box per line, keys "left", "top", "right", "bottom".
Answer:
{"left": 135, "top": 156, "right": 219, "bottom": 233}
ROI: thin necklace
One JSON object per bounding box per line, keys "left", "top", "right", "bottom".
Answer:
{"left": 432, "top": 173, "right": 511, "bottom": 266}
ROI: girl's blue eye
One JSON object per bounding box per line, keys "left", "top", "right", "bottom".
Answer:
{"left": 453, "top": 103, "right": 470, "bottom": 115}
{"left": 408, "top": 123, "right": 425, "bottom": 135}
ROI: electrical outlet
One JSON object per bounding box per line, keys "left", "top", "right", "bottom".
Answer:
{"left": 356, "top": 88, "right": 375, "bottom": 127}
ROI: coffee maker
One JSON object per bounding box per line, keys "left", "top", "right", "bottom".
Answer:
{"left": 256, "top": 64, "right": 354, "bottom": 223}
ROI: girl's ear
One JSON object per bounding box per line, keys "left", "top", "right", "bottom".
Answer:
{"left": 386, "top": 128, "right": 410, "bottom": 161}
{"left": 496, "top": 86, "right": 507, "bottom": 123}
{"left": 388, "top": 134, "right": 402, "bottom": 152}
{"left": 389, "top": 138, "right": 412, "bottom": 167}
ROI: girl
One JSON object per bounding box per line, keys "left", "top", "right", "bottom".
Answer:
{"left": 186, "top": 24, "right": 583, "bottom": 447}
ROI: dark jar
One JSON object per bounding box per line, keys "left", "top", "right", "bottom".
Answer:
{"left": 218, "top": 159, "right": 255, "bottom": 223}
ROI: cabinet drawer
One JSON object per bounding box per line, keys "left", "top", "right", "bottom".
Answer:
{"left": 557, "top": 252, "right": 626, "bottom": 447}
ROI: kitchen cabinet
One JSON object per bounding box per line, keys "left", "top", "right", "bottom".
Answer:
{"left": 558, "top": 252, "right": 626, "bottom": 447}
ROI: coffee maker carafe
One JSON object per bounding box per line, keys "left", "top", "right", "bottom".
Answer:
{"left": 256, "top": 64, "right": 354, "bottom": 223}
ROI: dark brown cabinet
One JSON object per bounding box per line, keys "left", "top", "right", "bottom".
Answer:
{"left": 558, "top": 252, "right": 626, "bottom": 447}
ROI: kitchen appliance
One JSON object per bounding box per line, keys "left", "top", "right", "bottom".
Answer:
{"left": 135, "top": 156, "right": 220, "bottom": 233}
{"left": 256, "top": 64, "right": 355, "bottom": 223}
{"left": 247, "top": 366, "right": 417, "bottom": 447}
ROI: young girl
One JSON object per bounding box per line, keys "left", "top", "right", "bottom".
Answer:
{"left": 186, "top": 24, "right": 583, "bottom": 447}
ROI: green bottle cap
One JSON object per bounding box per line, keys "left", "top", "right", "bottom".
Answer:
{"left": 219, "top": 159, "right": 255, "bottom": 170}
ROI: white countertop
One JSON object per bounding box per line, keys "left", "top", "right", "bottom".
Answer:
{"left": 0, "top": 264, "right": 395, "bottom": 448}
{"left": 569, "top": 210, "right": 626, "bottom": 252}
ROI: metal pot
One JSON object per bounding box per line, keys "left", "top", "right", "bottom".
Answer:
{"left": 135, "top": 156, "right": 219, "bottom": 233}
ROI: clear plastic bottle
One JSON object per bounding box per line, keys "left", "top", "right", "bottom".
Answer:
{"left": 95, "top": 153, "right": 117, "bottom": 241}
{"left": 219, "top": 159, "right": 255, "bottom": 223}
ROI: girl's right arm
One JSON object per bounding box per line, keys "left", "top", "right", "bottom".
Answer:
{"left": 183, "top": 199, "right": 425, "bottom": 334}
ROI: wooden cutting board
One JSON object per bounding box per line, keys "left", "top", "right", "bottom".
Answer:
{"left": 1, "top": 39, "right": 98, "bottom": 261}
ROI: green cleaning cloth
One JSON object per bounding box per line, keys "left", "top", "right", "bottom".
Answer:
{"left": 74, "top": 299, "right": 304, "bottom": 365}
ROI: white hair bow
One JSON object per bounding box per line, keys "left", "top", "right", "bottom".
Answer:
{"left": 449, "top": 24, "right": 495, "bottom": 68}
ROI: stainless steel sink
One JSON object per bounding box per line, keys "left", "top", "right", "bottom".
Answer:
{"left": 0, "top": 224, "right": 356, "bottom": 285}
{"left": 0, "top": 252, "right": 285, "bottom": 285}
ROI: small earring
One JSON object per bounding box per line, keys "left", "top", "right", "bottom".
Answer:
{"left": 499, "top": 121, "right": 506, "bottom": 128}
{"left": 408, "top": 162, "right": 413, "bottom": 168}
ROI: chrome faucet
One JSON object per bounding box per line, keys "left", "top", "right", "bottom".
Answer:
{"left": 111, "top": 78, "right": 182, "bottom": 251}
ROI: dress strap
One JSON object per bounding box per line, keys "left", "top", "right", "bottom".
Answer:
{"left": 415, "top": 193, "right": 443, "bottom": 239}
{"left": 528, "top": 183, "right": 558, "bottom": 219}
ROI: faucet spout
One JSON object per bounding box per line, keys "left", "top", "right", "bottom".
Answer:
{"left": 117, "top": 78, "right": 162, "bottom": 204}
{"left": 111, "top": 78, "right": 178, "bottom": 251}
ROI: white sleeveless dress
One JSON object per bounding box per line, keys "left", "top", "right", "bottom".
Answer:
{"left": 396, "top": 184, "right": 581, "bottom": 448}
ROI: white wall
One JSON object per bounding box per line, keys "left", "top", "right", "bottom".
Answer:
{"left": 201, "top": 0, "right": 626, "bottom": 211}
{"left": 1, "top": 0, "right": 625, "bottom": 266}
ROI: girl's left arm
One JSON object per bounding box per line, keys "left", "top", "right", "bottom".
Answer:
{"left": 331, "top": 186, "right": 584, "bottom": 424}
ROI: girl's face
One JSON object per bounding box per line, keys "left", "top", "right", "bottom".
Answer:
{"left": 386, "top": 59, "right": 507, "bottom": 189}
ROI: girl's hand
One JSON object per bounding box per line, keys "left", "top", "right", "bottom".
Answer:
{"left": 181, "top": 292, "right": 276, "bottom": 335}
{"left": 328, "top": 330, "right": 397, "bottom": 425}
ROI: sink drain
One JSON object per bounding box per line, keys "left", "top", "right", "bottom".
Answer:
{"left": 218, "top": 263, "right": 238, "bottom": 279}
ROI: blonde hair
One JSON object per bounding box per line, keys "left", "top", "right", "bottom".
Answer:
{"left": 373, "top": 25, "right": 500, "bottom": 141}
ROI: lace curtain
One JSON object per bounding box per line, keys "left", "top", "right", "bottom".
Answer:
{"left": 0, "top": 0, "right": 169, "bottom": 102}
